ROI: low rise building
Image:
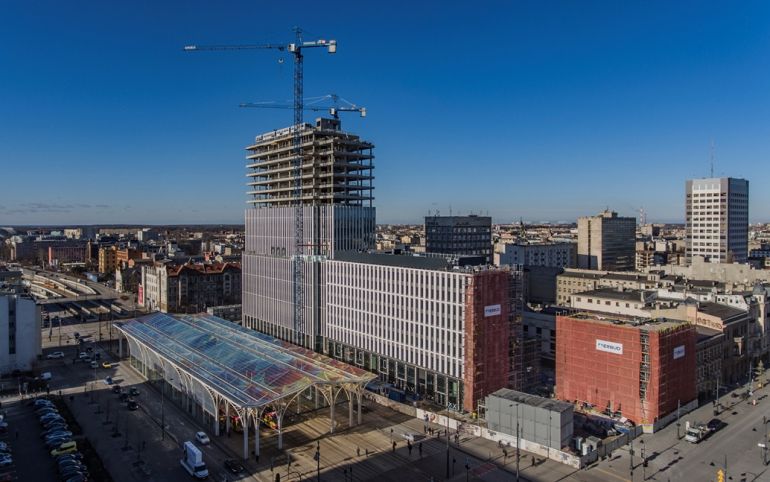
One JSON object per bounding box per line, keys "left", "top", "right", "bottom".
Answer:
{"left": 485, "top": 388, "right": 574, "bottom": 450}
{"left": 556, "top": 312, "right": 696, "bottom": 426}
{"left": 140, "top": 262, "right": 241, "bottom": 313}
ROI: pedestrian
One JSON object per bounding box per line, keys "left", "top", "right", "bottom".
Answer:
{"left": 357, "top": 446, "right": 360, "bottom": 457}
{"left": 392, "top": 440, "right": 396, "bottom": 452}
{"left": 532, "top": 455, "right": 535, "bottom": 466}
{"left": 408, "top": 444, "right": 412, "bottom": 456}
{"left": 365, "top": 448, "right": 369, "bottom": 457}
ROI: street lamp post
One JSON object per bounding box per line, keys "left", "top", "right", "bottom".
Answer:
{"left": 315, "top": 440, "right": 321, "bottom": 482}
{"left": 161, "top": 374, "right": 173, "bottom": 440}
{"left": 445, "top": 414, "right": 450, "bottom": 478}
{"left": 516, "top": 403, "right": 520, "bottom": 482}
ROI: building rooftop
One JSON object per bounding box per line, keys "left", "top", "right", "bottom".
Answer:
{"left": 697, "top": 302, "right": 746, "bottom": 321}
{"left": 487, "top": 388, "right": 573, "bottom": 413}
{"left": 166, "top": 262, "right": 240, "bottom": 276}
{"left": 563, "top": 312, "right": 687, "bottom": 332}
{"left": 333, "top": 251, "right": 492, "bottom": 272}
{"left": 574, "top": 287, "right": 650, "bottom": 302}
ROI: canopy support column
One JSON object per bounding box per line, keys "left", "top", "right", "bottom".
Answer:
{"left": 213, "top": 395, "right": 220, "bottom": 437}
{"left": 225, "top": 403, "right": 231, "bottom": 435}
{"left": 357, "top": 388, "right": 363, "bottom": 425}
{"left": 254, "top": 408, "right": 263, "bottom": 457}
{"left": 242, "top": 411, "right": 249, "bottom": 461}
{"left": 348, "top": 390, "right": 354, "bottom": 427}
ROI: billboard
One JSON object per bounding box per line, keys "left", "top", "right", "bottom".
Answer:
{"left": 673, "top": 345, "right": 685, "bottom": 359}
{"left": 596, "top": 339, "right": 623, "bottom": 355}
{"left": 484, "top": 304, "right": 501, "bottom": 317}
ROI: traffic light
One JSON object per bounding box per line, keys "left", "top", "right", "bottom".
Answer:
{"left": 717, "top": 469, "right": 724, "bottom": 482}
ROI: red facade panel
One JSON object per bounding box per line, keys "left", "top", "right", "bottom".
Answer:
{"left": 463, "top": 271, "right": 511, "bottom": 412}
{"left": 556, "top": 315, "right": 696, "bottom": 425}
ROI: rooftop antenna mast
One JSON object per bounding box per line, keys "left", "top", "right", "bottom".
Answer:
{"left": 185, "top": 28, "right": 337, "bottom": 347}
{"left": 710, "top": 139, "right": 715, "bottom": 178}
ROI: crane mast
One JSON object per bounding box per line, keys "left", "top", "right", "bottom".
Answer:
{"left": 185, "top": 28, "right": 337, "bottom": 347}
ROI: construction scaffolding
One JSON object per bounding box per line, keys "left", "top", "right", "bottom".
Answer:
{"left": 246, "top": 118, "right": 374, "bottom": 208}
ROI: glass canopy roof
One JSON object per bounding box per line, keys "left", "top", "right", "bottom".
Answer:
{"left": 116, "top": 312, "right": 375, "bottom": 408}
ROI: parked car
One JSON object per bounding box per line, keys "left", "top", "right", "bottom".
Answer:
{"left": 707, "top": 418, "right": 726, "bottom": 432}
{"left": 127, "top": 400, "right": 138, "bottom": 411}
{"left": 195, "top": 431, "right": 210, "bottom": 445}
{"left": 33, "top": 399, "right": 54, "bottom": 408}
{"left": 55, "top": 453, "right": 83, "bottom": 463}
{"left": 40, "top": 372, "right": 52, "bottom": 381}
{"left": 57, "top": 459, "right": 84, "bottom": 471}
{"left": 42, "top": 418, "right": 66, "bottom": 429}
{"left": 42, "top": 425, "right": 68, "bottom": 437}
{"left": 224, "top": 459, "right": 245, "bottom": 474}
{"left": 46, "top": 436, "right": 73, "bottom": 449}
{"left": 40, "top": 415, "right": 63, "bottom": 425}
{"left": 111, "top": 385, "right": 122, "bottom": 394}
{"left": 102, "top": 362, "right": 112, "bottom": 369}
{"left": 59, "top": 466, "right": 88, "bottom": 480}
{"left": 129, "top": 387, "right": 139, "bottom": 396}
{"left": 46, "top": 352, "right": 65, "bottom": 359}
{"left": 77, "top": 353, "right": 87, "bottom": 360}
{"left": 35, "top": 407, "right": 58, "bottom": 416}
{"left": 45, "top": 431, "right": 72, "bottom": 441}
{"left": 90, "top": 361, "right": 98, "bottom": 369}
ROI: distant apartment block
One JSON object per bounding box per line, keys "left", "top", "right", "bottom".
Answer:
{"left": 496, "top": 242, "right": 576, "bottom": 268}
{"left": 47, "top": 244, "right": 87, "bottom": 267}
{"left": 140, "top": 262, "right": 241, "bottom": 313}
{"left": 0, "top": 293, "right": 42, "bottom": 374}
{"left": 425, "top": 215, "right": 492, "bottom": 263}
{"left": 577, "top": 210, "right": 636, "bottom": 271}
{"left": 98, "top": 246, "right": 118, "bottom": 274}
{"left": 686, "top": 177, "right": 749, "bottom": 264}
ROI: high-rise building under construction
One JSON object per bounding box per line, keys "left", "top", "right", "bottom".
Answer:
{"left": 242, "top": 117, "right": 376, "bottom": 349}
{"left": 242, "top": 117, "right": 525, "bottom": 412}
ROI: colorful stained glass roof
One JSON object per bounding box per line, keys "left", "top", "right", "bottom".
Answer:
{"left": 115, "top": 312, "right": 375, "bottom": 408}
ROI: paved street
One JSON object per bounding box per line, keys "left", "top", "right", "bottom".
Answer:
{"left": 33, "top": 319, "right": 770, "bottom": 482}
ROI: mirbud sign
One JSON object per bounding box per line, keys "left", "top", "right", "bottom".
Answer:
{"left": 484, "top": 304, "right": 501, "bottom": 317}
{"left": 596, "top": 339, "right": 623, "bottom": 355}
{"left": 673, "top": 345, "right": 685, "bottom": 359}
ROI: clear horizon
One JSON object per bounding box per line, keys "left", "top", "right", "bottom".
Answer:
{"left": 2, "top": 2, "right": 769, "bottom": 225}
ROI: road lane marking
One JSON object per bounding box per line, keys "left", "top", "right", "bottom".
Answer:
{"left": 593, "top": 467, "right": 631, "bottom": 482}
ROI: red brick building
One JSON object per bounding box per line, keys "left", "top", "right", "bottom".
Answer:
{"left": 556, "top": 313, "right": 696, "bottom": 425}
{"left": 463, "top": 270, "right": 516, "bottom": 413}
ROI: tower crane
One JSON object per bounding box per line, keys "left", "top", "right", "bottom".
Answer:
{"left": 240, "top": 94, "right": 366, "bottom": 119}
{"left": 185, "top": 28, "right": 337, "bottom": 346}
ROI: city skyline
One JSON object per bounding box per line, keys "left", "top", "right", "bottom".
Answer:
{"left": 2, "top": 1, "right": 770, "bottom": 225}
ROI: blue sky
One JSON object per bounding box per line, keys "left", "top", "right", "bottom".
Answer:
{"left": 1, "top": 1, "right": 769, "bottom": 225}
